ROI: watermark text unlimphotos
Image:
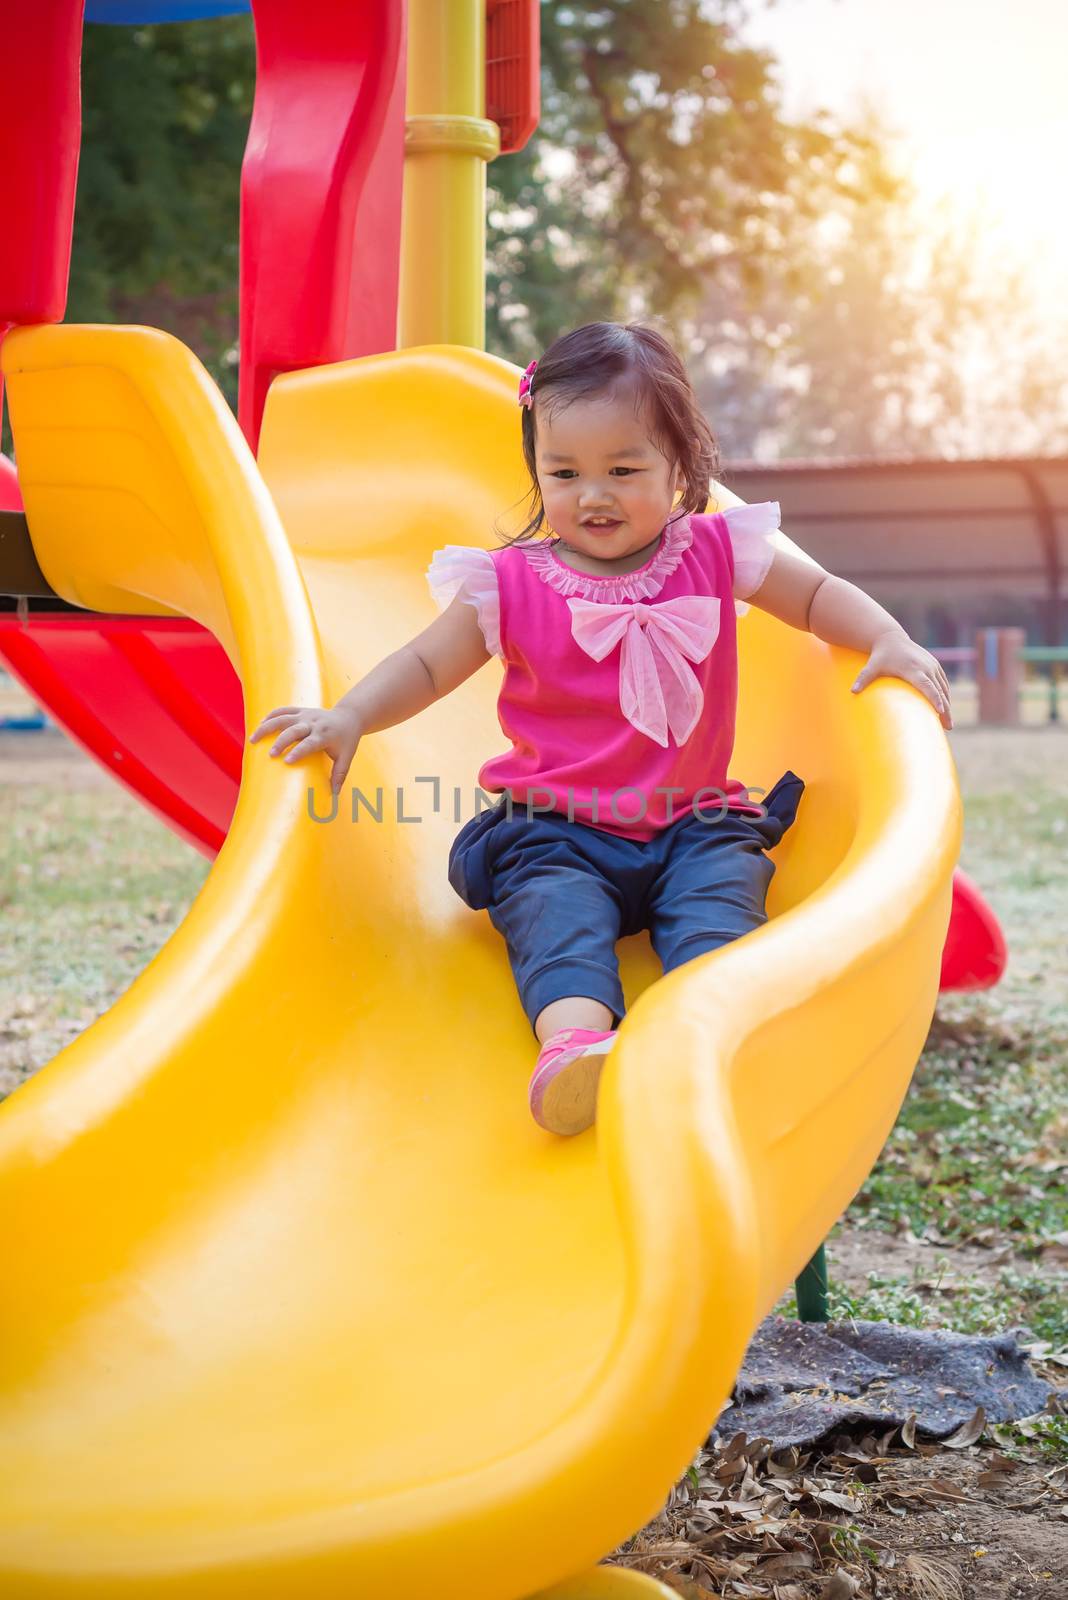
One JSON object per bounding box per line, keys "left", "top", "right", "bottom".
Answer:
{"left": 306, "top": 778, "right": 769, "bottom": 826}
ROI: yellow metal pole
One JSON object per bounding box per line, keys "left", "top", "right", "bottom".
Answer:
{"left": 400, "top": 0, "right": 500, "bottom": 353}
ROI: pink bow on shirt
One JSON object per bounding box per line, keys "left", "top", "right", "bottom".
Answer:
{"left": 567, "top": 594, "right": 722, "bottom": 747}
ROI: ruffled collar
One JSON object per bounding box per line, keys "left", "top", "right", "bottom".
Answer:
{"left": 515, "top": 514, "right": 695, "bottom": 604}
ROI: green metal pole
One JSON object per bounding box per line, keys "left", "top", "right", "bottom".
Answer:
{"left": 795, "top": 1242, "right": 829, "bottom": 1322}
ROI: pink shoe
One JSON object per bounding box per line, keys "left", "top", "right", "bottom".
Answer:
{"left": 528, "top": 1026, "right": 618, "bottom": 1135}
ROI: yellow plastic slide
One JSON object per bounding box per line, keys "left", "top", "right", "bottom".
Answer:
{"left": 0, "top": 324, "right": 961, "bottom": 1598}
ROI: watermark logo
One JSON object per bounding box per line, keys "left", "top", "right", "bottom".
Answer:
{"left": 305, "top": 777, "right": 769, "bottom": 826}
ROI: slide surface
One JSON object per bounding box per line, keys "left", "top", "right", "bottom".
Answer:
{"left": 0, "top": 326, "right": 961, "bottom": 1599}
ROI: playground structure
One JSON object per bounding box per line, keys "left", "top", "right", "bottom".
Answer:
{"left": 0, "top": 1, "right": 1005, "bottom": 987}
{"left": 0, "top": 3, "right": 991, "bottom": 1596}
{"left": 932, "top": 631, "right": 1068, "bottom": 725}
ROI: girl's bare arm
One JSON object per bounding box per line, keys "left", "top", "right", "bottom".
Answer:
{"left": 337, "top": 593, "right": 492, "bottom": 732}
{"left": 248, "top": 596, "right": 492, "bottom": 791}
{"left": 746, "top": 547, "right": 953, "bottom": 729}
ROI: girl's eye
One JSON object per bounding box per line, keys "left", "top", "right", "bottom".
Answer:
{"left": 549, "top": 468, "right": 639, "bottom": 479}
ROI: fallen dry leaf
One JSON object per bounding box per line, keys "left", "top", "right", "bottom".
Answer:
{"left": 941, "top": 1405, "right": 986, "bottom": 1449}
{"left": 819, "top": 1571, "right": 860, "bottom": 1599}
{"left": 613, "top": 1397, "right": 1068, "bottom": 1600}
{"left": 754, "top": 1550, "right": 814, "bottom": 1577}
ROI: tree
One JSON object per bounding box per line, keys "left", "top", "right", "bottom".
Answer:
{"left": 486, "top": 0, "right": 892, "bottom": 367}
{"left": 696, "top": 113, "right": 1068, "bottom": 459}
{"left": 487, "top": 7, "right": 1068, "bottom": 460}
{"left": 68, "top": 18, "right": 256, "bottom": 408}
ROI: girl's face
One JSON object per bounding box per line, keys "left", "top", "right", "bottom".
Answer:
{"left": 533, "top": 389, "right": 681, "bottom": 562}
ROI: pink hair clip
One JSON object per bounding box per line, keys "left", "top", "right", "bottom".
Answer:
{"left": 518, "top": 358, "right": 538, "bottom": 409}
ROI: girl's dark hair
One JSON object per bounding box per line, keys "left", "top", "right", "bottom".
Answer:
{"left": 495, "top": 321, "right": 720, "bottom": 546}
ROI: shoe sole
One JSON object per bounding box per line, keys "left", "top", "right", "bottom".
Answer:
{"left": 532, "top": 1038, "right": 615, "bottom": 1136}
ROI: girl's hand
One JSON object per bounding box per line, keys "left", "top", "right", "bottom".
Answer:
{"left": 248, "top": 705, "right": 363, "bottom": 795}
{"left": 852, "top": 630, "right": 954, "bottom": 730}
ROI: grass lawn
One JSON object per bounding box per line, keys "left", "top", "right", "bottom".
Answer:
{"left": 813, "top": 729, "right": 1068, "bottom": 1353}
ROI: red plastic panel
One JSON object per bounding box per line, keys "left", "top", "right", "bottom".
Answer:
{"left": 239, "top": 0, "right": 408, "bottom": 448}
{"left": 0, "top": 614, "right": 242, "bottom": 858}
{"left": 0, "top": 453, "right": 20, "bottom": 510}
{"left": 486, "top": 0, "right": 540, "bottom": 155}
{"left": 0, "top": 0, "right": 83, "bottom": 327}
{"left": 939, "top": 866, "right": 1008, "bottom": 992}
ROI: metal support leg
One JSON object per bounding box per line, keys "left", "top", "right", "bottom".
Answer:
{"left": 795, "top": 1241, "right": 829, "bottom": 1322}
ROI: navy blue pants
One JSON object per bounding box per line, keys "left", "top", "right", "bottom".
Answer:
{"left": 448, "top": 770, "right": 805, "bottom": 1038}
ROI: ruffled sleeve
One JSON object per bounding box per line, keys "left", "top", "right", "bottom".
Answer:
{"left": 722, "top": 500, "right": 780, "bottom": 616}
{"left": 425, "top": 545, "right": 502, "bottom": 658}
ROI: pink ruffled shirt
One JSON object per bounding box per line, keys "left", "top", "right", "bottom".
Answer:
{"left": 425, "top": 502, "right": 780, "bottom": 841}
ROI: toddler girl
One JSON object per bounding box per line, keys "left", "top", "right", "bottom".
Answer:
{"left": 250, "top": 322, "right": 953, "bottom": 1138}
